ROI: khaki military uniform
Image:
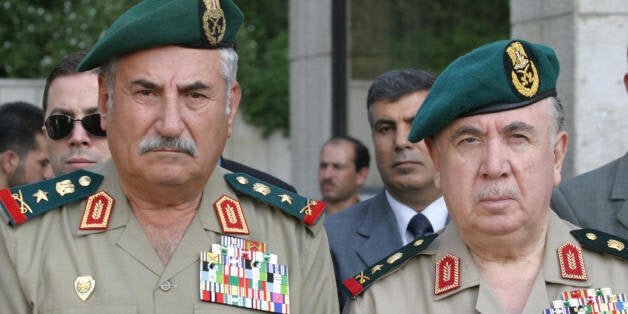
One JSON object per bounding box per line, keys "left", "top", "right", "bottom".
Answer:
{"left": 0, "top": 160, "right": 338, "bottom": 313}
{"left": 343, "top": 211, "right": 627, "bottom": 314}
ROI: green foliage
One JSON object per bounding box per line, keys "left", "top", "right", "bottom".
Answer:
{"left": 236, "top": 0, "right": 289, "bottom": 138}
{"left": 351, "top": 0, "right": 510, "bottom": 78}
{"left": 0, "top": 0, "right": 135, "bottom": 77}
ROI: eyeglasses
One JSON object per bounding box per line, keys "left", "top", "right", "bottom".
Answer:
{"left": 44, "top": 113, "right": 106, "bottom": 140}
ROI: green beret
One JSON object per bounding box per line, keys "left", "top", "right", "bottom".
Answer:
{"left": 78, "top": 0, "right": 244, "bottom": 71}
{"left": 408, "top": 39, "right": 560, "bottom": 142}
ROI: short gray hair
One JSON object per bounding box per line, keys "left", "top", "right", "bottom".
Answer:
{"left": 100, "top": 47, "right": 239, "bottom": 115}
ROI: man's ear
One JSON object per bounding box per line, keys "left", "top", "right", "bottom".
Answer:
{"left": 424, "top": 137, "right": 441, "bottom": 189}
{"left": 355, "top": 167, "right": 369, "bottom": 187}
{"left": 552, "top": 130, "right": 569, "bottom": 187}
{"left": 97, "top": 75, "right": 109, "bottom": 132}
{"left": 0, "top": 150, "right": 19, "bottom": 176}
{"left": 226, "top": 81, "right": 241, "bottom": 138}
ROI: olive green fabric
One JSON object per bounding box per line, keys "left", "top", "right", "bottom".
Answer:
{"left": 408, "top": 39, "right": 559, "bottom": 143}
{"left": 78, "top": 0, "right": 244, "bottom": 71}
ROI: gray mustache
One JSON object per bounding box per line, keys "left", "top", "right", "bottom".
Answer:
{"left": 138, "top": 136, "right": 198, "bottom": 157}
{"left": 475, "top": 185, "right": 520, "bottom": 201}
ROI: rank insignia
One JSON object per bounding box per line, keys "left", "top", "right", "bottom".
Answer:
{"left": 201, "top": 0, "right": 226, "bottom": 45}
{"left": 434, "top": 253, "right": 461, "bottom": 295}
{"left": 225, "top": 173, "right": 327, "bottom": 225}
{"left": 80, "top": 191, "right": 114, "bottom": 230}
{"left": 571, "top": 228, "right": 627, "bottom": 260}
{"left": 74, "top": 275, "right": 95, "bottom": 301}
{"left": 343, "top": 233, "right": 438, "bottom": 297}
{"left": 557, "top": 242, "right": 587, "bottom": 281}
{"left": 0, "top": 169, "right": 103, "bottom": 225}
{"left": 214, "top": 195, "right": 249, "bottom": 235}
{"left": 505, "top": 40, "right": 539, "bottom": 98}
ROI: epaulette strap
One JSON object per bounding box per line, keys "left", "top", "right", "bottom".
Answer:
{"left": 0, "top": 169, "right": 103, "bottom": 225}
{"left": 224, "top": 173, "right": 327, "bottom": 225}
{"left": 570, "top": 228, "right": 627, "bottom": 260}
{"left": 343, "top": 233, "right": 438, "bottom": 297}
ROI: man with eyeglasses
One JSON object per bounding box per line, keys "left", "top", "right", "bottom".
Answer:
{"left": 42, "top": 51, "right": 110, "bottom": 175}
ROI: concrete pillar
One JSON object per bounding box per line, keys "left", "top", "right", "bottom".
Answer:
{"left": 289, "top": 0, "right": 333, "bottom": 197}
{"left": 511, "top": 0, "right": 628, "bottom": 178}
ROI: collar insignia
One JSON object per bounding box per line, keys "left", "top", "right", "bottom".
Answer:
{"left": 214, "top": 194, "right": 250, "bottom": 234}
{"left": 557, "top": 241, "right": 587, "bottom": 281}
{"left": 79, "top": 191, "right": 114, "bottom": 230}
{"left": 434, "top": 253, "right": 461, "bottom": 295}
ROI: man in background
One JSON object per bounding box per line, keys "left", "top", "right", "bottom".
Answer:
{"left": 42, "top": 50, "right": 110, "bottom": 175}
{"left": 550, "top": 46, "right": 628, "bottom": 238}
{"left": 318, "top": 135, "right": 370, "bottom": 214}
{"left": 325, "top": 69, "right": 447, "bottom": 310}
{"left": 0, "top": 101, "right": 52, "bottom": 189}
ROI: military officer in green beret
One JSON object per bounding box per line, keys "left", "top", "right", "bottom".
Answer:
{"left": 0, "top": 0, "right": 338, "bottom": 313}
{"left": 342, "top": 40, "right": 627, "bottom": 314}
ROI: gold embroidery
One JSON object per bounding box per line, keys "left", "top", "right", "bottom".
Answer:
{"left": 253, "top": 183, "right": 271, "bottom": 196}
{"left": 354, "top": 271, "right": 369, "bottom": 284}
{"left": 56, "top": 180, "right": 75, "bottom": 196}
{"left": 387, "top": 252, "right": 402, "bottom": 264}
{"left": 236, "top": 176, "right": 249, "bottom": 185}
{"left": 607, "top": 239, "right": 624, "bottom": 252}
{"left": 506, "top": 41, "right": 539, "bottom": 98}
{"left": 12, "top": 190, "right": 33, "bottom": 214}
{"left": 278, "top": 194, "right": 293, "bottom": 204}
{"left": 32, "top": 189, "right": 49, "bottom": 203}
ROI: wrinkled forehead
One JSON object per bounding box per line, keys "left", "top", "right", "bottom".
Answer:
{"left": 435, "top": 98, "right": 554, "bottom": 139}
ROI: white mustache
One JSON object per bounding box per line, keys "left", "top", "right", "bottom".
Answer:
{"left": 475, "top": 185, "right": 520, "bottom": 201}
{"left": 138, "top": 136, "right": 198, "bottom": 157}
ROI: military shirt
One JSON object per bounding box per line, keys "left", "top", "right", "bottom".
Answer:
{"left": 0, "top": 160, "right": 339, "bottom": 313}
{"left": 343, "top": 211, "right": 627, "bottom": 314}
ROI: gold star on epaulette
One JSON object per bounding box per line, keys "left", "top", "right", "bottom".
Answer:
{"left": 278, "top": 194, "right": 293, "bottom": 204}
{"left": 32, "top": 189, "right": 49, "bottom": 203}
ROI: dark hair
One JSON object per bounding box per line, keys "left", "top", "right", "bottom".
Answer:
{"left": 366, "top": 69, "right": 437, "bottom": 126}
{"left": 0, "top": 101, "right": 44, "bottom": 157}
{"left": 42, "top": 50, "right": 97, "bottom": 115}
{"left": 323, "top": 135, "right": 370, "bottom": 171}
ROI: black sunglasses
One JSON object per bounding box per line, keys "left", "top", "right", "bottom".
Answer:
{"left": 44, "top": 113, "right": 106, "bottom": 140}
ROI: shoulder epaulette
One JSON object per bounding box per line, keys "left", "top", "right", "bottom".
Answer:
{"left": 0, "top": 169, "right": 103, "bottom": 225}
{"left": 224, "top": 172, "right": 326, "bottom": 225}
{"left": 343, "top": 233, "right": 438, "bottom": 297}
{"left": 570, "top": 228, "right": 627, "bottom": 260}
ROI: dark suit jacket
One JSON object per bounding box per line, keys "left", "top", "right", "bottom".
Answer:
{"left": 324, "top": 190, "right": 403, "bottom": 310}
{"left": 551, "top": 152, "right": 628, "bottom": 238}
{"left": 220, "top": 157, "right": 297, "bottom": 193}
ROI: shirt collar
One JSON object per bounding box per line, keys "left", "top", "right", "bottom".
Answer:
{"left": 386, "top": 190, "right": 448, "bottom": 245}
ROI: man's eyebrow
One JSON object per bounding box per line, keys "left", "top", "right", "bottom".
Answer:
{"left": 504, "top": 121, "right": 535, "bottom": 133}
{"left": 449, "top": 126, "right": 483, "bottom": 142}
{"left": 373, "top": 118, "right": 394, "bottom": 128}
{"left": 131, "top": 79, "right": 159, "bottom": 89}
{"left": 179, "top": 82, "right": 211, "bottom": 93}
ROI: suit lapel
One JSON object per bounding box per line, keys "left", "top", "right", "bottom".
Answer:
{"left": 355, "top": 192, "right": 403, "bottom": 266}
{"left": 612, "top": 153, "right": 628, "bottom": 229}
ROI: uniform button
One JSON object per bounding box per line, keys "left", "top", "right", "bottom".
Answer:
{"left": 160, "top": 280, "right": 172, "bottom": 291}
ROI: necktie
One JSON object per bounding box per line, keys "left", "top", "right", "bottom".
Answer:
{"left": 407, "top": 213, "right": 433, "bottom": 239}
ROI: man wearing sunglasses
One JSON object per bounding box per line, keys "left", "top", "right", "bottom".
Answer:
{"left": 0, "top": 101, "right": 53, "bottom": 189}
{"left": 0, "top": 1, "right": 338, "bottom": 313}
{"left": 42, "top": 51, "right": 110, "bottom": 175}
